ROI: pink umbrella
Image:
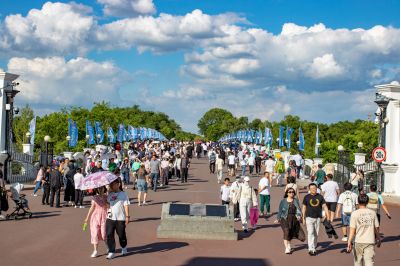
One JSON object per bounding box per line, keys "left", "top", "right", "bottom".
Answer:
{"left": 78, "top": 171, "right": 119, "bottom": 190}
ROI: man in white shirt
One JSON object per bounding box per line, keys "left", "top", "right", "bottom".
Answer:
{"left": 321, "top": 173, "right": 340, "bottom": 223}
{"left": 73, "top": 168, "right": 85, "bottom": 208}
{"left": 216, "top": 155, "right": 224, "bottom": 184}
{"left": 248, "top": 155, "right": 255, "bottom": 175}
{"left": 264, "top": 156, "right": 276, "bottom": 176}
{"left": 227, "top": 152, "right": 236, "bottom": 176}
{"left": 335, "top": 182, "right": 358, "bottom": 241}
{"left": 258, "top": 172, "right": 271, "bottom": 217}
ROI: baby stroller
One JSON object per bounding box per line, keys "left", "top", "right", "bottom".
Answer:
{"left": 6, "top": 183, "right": 32, "bottom": 220}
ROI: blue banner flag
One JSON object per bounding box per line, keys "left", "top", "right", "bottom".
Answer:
{"left": 264, "top": 128, "right": 271, "bottom": 146}
{"left": 107, "top": 127, "right": 115, "bottom": 143}
{"left": 286, "top": 127, "right": 294, "bottom": 149}
{"left": 95, "top": 121, "right": 104, "bottom": 144}
{"left": 279, "top": 126, "right": 285, "bottom": 147}
{"left": 315, "top": 126, "right": 320, "bottom": 155}
{"left": 68, "top": 119, "right": 78, "bottom": 147}
{"left": 86, "top": 120, "right": 95, "bottom": 145}
{"left": 128, "top": 125, "right": 134, "bottom": 141}
{"left": 29, "top": 117, "right": 36, "bottom": 145}
{"left": 117, "top": 124, "right": 125, "bottom": 142}
{"left": 299, "top": 127, "right": 305, "bottom": 151}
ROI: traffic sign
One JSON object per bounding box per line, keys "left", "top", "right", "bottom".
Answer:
{"left": 372, "top": 147, "right": 386, "bottom": 163}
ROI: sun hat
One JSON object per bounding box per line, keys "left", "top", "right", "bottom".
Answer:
{"left": 243, "top": 176, "right": 250, "bottom": 182}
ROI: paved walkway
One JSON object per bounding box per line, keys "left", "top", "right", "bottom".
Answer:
{"left": 1, "top": 158, "right": 399, "bottom": 266}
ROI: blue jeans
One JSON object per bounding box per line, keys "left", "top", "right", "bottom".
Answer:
{"left": 122, "top": 171, "right": 130, "bottom": 185}
{"left": 241, "top": 165, "right": 246, "bottom": 176}
{"left": 33, "top": 181, "right": 43, "bottom": 194}
{"left": 151, "top": 173, "right": 159, "bottom": 191}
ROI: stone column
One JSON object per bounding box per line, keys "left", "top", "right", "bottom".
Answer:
{"left": 375, "top": 82, "right": 400, "bottom": 195}
{"left": 22, "top": 144, "right": 34, "bottom": 156}
{"left": 354, "top": 153, "right": 366, "bottom": 166}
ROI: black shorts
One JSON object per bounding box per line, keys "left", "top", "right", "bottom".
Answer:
{"left": 326, "top": 202, "right": 337, "bottom": 212}
{"left": 228, "top": 164, "right": 235, "bottom": 169}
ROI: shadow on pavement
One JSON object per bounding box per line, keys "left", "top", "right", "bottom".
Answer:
{"left": 125, "top": 241, "right": 189, "bottom": 256}
{"left": 133, "top": 217, "right": 160, "bottom": 222}
{"left": 382, "top": 235, "right": 400, "bottom": 243}
{"left": 183, "top": 257, "right": 270, "bottom": 266}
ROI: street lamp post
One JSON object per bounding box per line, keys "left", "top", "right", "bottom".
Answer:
{"left": 85, "top": 134, "right": 90, "bottom": 148}
{"left": 337, "top": 145, "right": 346, "bottom": 187}
{"left": 44, "top": 135, "right": 51, "bottom": 167}
{"left": 25, "top": 132, "right": 31, "bottom": 144}
{"left": 316, "top": 142, "right": 321, "bottom": 157}
{"left": 357, "top": 142, "right": 363, "bottom": 153}
{"left": 276, "top": 138, "right": 280, "bottom": 148}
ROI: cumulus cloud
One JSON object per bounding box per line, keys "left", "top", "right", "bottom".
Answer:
{"left": 98, "top": 0, "right": 156, "bottom": 17}
{"left": 7, "top": 56, "right": 129, "bottom": 108}
{"left": 0, "top": 2, "right": 95, "bottom": 56}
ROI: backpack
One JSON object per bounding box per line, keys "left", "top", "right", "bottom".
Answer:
{"left": 342, "top": 191, "right": 354, "bottom": 215}
{"left": 367, "top": 192, "right": 380, "bottom": 213}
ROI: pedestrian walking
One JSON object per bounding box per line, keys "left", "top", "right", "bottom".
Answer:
{"left": 181, "top": 154, "right": 189, "bottom": 183}
{"left": 230, "top": 176, "right": 242, "bottom": 221}
{"left": 234, "top": 176, "right": 258, "bottom": 232}
{"left": 347, "top": 194, "right": 381, "bottom": 266}
{"left": 228, "top": 152, "right": 236, "bottom": 176}
{"left": 106, "top": 179, "right": 130, "bottom": 259}
{"left": 220, "top": 178, "right": 230, "bottom": 205}
{"left": 209, "top": 150, "right": 216, "bottom": 174}
{"left": 274, "top": 157, "right": 285, "bottom": 186}
{"left": 149, "top": 154, "right": 161, "bottom": 191}
{"left": 74, "top": 168, "right": 85, "bottom": 208}
{"left": 120, "top": 158, "right": 130, "bottom": 187}
{"left": 41, "top": 166, "right": 51, "bottom": 205}
{"left": 315, "top": 164, "right": 326, "bottom": 185}
{"left": 275, "top": 188, "right": 305, "bottom": 254}
{"left": 255, "top": 154, "right": 262, "bottom": 175}
{"left": 33, "top": 165, "right": 44, "bottom": 196}
{"left": 49, "top": 165, "right": 63, "bottom": 208}
{"left": 321, "top": 173, "right": 340, "bottom": 223}
{"left": 367, "top": 184, "right": 391, "bottom": 224}
{"left": 248, "top": 155, "right": 255, "bottom": 175}
{"left": 258, "top": 171, "right": 272, "bottom": 217}
{"left": 302, "top": 182, "right": 330, "bottom": 256}
{"left": 335, "top": 182, "right": 359, "bottom": 242}
{"left": 216, "top": 155, "right": 224, "bottom": 184}
{"left": 84, "top": 186, "right": 107, "bottom": 258}
{"left": 136, "top": 165, "right": 150, "bottom": 206}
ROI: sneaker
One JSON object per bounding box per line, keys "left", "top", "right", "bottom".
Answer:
{"left": 74, "top": 206, "right": 78, "bottom": 208}
{"left": 106, "top": 253, "right": 115, "bottom": 260}
{"left": 33, "top": 194, "right": 38, "bottom": 197}
{"left": 142, "top": 201, "right": 147, "bottom": 205}
{"left": 234, "top": 218, "right": 239, "bottom": 222}
{"left": 121, "top": 247, "right": 128, "bottom": 256}
{"left": 342, "top": 236, "right": 348, "bottom": 242}
{"left": 285, "top": 247, "right": 291, "bottom": 254}
{"left": 91, "top": 251, "right": 98, "bottom": 258}
{"left": 138, "top": 203, "right": 141, "bottom": 206}
{"left": 0, "top": 215, "right": 6, "bottom": 220}
{"left": 80, "top": 206, "right": 85, "bottom": 209}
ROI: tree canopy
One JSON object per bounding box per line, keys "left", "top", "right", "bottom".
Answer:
{"left": 13, "top": 102, "right": 199, "bottom": 155}
{"left": 197, "top": 109, "right": 379, "bottom": 163}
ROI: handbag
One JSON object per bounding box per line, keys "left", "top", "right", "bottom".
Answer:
{"left": 250, "top": 207, "right": 259, "bottom": 227}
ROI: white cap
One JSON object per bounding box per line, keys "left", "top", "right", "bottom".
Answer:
{"left": 243, "top": 176, "right": 250, "bottom": 182}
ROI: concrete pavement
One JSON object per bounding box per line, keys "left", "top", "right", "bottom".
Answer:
{"left": 0, "top": 158, "right": 399, "bottom": 266}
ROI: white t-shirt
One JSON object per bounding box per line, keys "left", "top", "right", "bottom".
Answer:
{"left": 73, "top": 173, "right": 84, "bottom": 189}
{"left": 248, "top": 156, "right": 255, "bottom": 166}
{"left": 258, "top": 178, "right": 270, "bottom": 195}
{"left": 107, "top": 191, "right": 130, "bottom": 221}
{"left": 216, "top": 158, "right": 224, "bottom": 170}
{"left": 228, "top": 155, "right": 235, "bottom": 165}
{"left": 321, "top": 180, "right": 339, "bottom": 203}
{"left": 265, "top": 159, "right": 275, "bottom": 173}
{"left": 338, "top": 191, "right": 358, "bottom": 213}
{"left": 220, "top": 185, "right": 231, "bottom": 202}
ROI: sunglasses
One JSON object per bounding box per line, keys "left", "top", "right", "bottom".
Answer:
{"left": 288, "top": 191, "right": 295, "bottom": 194}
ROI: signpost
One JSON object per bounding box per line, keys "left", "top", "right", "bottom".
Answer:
{"left": 372, "top": 147, "right": 386, "bottom": 163}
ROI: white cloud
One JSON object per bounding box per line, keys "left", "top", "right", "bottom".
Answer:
{"left": 98, "top": 0, "right": 156, "bottom": 17}
{"left": 163, "top": 87, "right": 206, "bottom": 99}
{"left": 1, "top": 2, "right": 95, "bottom": 56}
{"left": 306, "top": 54, "right": 344, "bottom": 79}
{"left": 7, "top": 56, "right": 129, "bottom": 107}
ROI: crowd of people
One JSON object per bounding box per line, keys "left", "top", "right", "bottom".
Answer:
{"left": 3, "top": 139, "right": 393, "bottom": 265}
{"left": 213, "top": 142, "right": 392, "bottom": 265}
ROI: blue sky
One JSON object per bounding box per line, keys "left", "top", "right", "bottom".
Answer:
{"left": 1, "top": 0, "right": 400, "bottom": 132}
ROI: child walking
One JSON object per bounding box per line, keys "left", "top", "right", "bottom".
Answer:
{"left": 84, "top": 186, "right": 108, "bottom": 258}
{"left": 106, "top": 179, "right": 130, "bottom": 259}
{"left": 220, "top": 178, "right": 231, "bottom": 205}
